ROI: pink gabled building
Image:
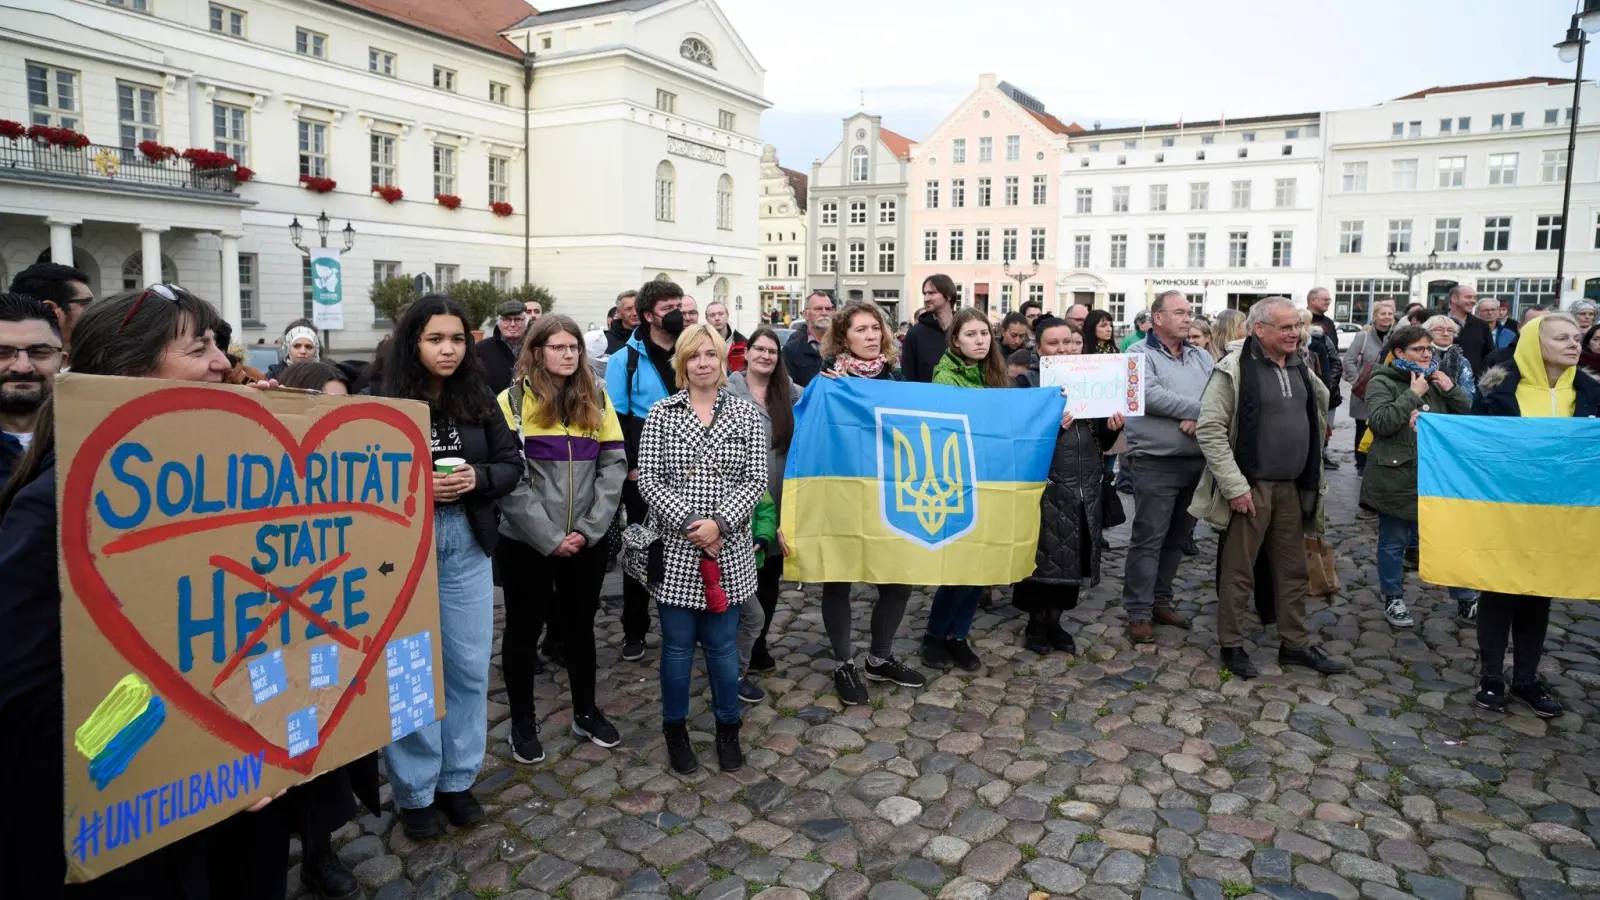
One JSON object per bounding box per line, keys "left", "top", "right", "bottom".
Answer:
{"left": 907, "top": 74, "right": 1083, "bottom": 316}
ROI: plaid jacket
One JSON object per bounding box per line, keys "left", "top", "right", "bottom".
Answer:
{"left": 636, "top": 389, "right": 767, "bottom": 610}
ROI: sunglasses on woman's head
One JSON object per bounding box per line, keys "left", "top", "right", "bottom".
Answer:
{"left": 119, "top": 283, "right": 183, "bottom": 333}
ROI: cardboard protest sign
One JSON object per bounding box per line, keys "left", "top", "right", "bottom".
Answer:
{"left": 56, "top": 375, "right": 443, "bottom": 882}
{"left": 1039, "top": 353, "right": 1146, "bottom": 419}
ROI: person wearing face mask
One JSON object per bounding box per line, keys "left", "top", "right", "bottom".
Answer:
{"left": 900, "top": 274, "right": 958, "bottom": 383}
{"left": 605, "top": 279, "right": 688, "bottom": 661}
{"left": 372, "top": 295, "right": 524, "bottom": 840}
{"left": 1342, "top": 298, "right": 1397, "bottom": 475}
{"left": 476, "top": 300, "right": 530, "bottom": 395}
{"left": 1471, "top": 312, "right": 1600, "bottom": 718}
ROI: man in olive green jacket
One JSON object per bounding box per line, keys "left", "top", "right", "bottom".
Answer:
{"left": 1189, "top": 298, "right": 1347, "bottom": 680}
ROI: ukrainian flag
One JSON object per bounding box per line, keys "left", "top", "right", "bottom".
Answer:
{"left": 780, "top": 377, "right": 1064, "bottom": 585}
{"left": 1418, "top": 415, "right": 1600, "bottom": 600}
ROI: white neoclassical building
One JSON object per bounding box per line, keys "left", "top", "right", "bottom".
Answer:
{"left": 1317, "top": 77, "right": 1600, "bottom": 323}
{"left": 1057, "top": 113, "right": 1326, "bottom": 324}
{"left": 0, "top": 0, "right": 767, "bottom": 350}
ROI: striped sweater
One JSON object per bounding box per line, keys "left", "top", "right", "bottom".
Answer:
{"left": 494, "top": 379, "right": 627, "bottom": 555}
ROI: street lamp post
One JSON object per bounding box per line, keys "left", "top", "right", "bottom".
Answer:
{"left": 288, "top": 210, "right": 356, "bottom": 351}
{"left": 1386, "top": 248, "right": 1438, "bottom": 302}
{"left": 1554, "top": 0, "right": 1600, "bottom": 304}
{"left": 694, "top": 255, "right": 717, "bottom": 286}
{"left": 1002, "top": 260, "right": 1039, "bottom": 313}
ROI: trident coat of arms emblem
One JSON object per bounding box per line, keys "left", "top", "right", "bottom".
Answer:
{"left": 875, "top": 408, "right": 978, "bottom": 549}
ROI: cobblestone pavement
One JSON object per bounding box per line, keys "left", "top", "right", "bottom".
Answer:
{"left": 295, "top": 416, "right": 1600, "bottom": 900}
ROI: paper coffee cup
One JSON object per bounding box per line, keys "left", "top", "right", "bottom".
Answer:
{"left": 434, "top": 457, "right": 466, "bottom": 475}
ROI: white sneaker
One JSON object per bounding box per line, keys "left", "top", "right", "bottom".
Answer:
{"left": 1384, "top": 596, "right": 1414, "bottom": 628}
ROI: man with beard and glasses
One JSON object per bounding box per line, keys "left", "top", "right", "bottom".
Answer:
{"left": 605, "top": 278, "right": 687, "bottom": 661}
{"left": 0, "top": 293, "right": 63, "bottom": 485}
{"left": 8, "top": 262, "right": 92, "bottom": 357}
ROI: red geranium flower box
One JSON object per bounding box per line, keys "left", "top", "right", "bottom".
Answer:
{"left": 372, "top": 185, "right": 404, "bottom": 204}
{"left": 234, "top": 165, "right": 254, "bottom": 182}
{"left": 435, "top": 193, "right": 462, "bottom": 210}
{"left": 138, "top": 141, "right": 179, "bottom": 162}
{"left": 181, "top": 147, "right": 237, "bottom": 170}
{"left": 27, "top": 125, "right": 90, "bottom": 148}
{"left": 300, "top": 174, "right": 337, "bottom": 193}
{"left": 491, "top": 201, "right": 514, "bottom": 217}
{"left": 0, "top": 120, "right": 26, "bottom": 141}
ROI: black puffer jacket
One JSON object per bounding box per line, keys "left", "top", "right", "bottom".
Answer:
{"left": 1016, "top": 369, "right": 1117, "bottom": 584}
{"left": 899, "top": 310, "right": 948, "bottom": 384}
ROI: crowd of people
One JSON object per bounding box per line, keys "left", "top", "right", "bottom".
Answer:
{"left": 0, "top": 260, "right": 1592, "bottom": 898}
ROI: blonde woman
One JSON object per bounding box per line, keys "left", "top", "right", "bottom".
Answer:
{"left": 1341, "top": 298, "right": 1398, "bottom": 474}
{"left": 637, "top": 324, "right": 767, "bottom": 775}
{"left": 1210, "top": 309, "right": 1246, "bottom": 360}
{"left": 1188, "top": 318, "right": 1214, "bottom": 354}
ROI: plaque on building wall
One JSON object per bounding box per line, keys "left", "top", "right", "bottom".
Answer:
{"left": 667, "top": 138, "right": 727, "bottom": 166}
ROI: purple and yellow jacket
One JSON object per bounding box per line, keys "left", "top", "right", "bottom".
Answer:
{"left": 494, "top": 378, "right": 627, "bottom": 555}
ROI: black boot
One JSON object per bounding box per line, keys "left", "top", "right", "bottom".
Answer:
{"left": 301, "top": 842, "right": 359, "bottom": 900}
{"left": 1023, "top": 617, "right": 1051, "bottom": 655}
{"left": 663, "top": 721, "right": 698, "bottom": 775}
{"left": 1045, "top": 617, "right": 1078, "bottom": 655}
{"left": 1220, "top": 646, "right": 1258, "bottom": 679}
{"left": 715, "top": 720, "right": 743, "bottom": 772}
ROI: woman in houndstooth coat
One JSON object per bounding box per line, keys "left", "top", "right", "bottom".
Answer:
{"left": 637, "top": 324, "right": 767, "bottom": 776}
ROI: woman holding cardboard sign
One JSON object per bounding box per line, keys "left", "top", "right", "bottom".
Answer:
{"left": 494, "top": 315, "right": 627, "bottom": 766}
{"left": 0, "top": 285, "right": 290, "bottom": 898}
{"left": 374, "top": 295, "right": 523, "bottom": 839}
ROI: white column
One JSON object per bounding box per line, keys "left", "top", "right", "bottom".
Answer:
{"left": 47, "top": 218, "right": 78, "bottom": 266}
{"left": 138, "top": 226, "right": 167, "bottom": 287}
{"left": 218, "top": 232, "right": 243, "bottom": 341}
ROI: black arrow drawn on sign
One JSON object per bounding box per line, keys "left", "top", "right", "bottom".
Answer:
{"left": 378, "top": 561, "right": 394, "bottom": 576}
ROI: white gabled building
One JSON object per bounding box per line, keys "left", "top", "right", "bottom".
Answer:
{"left": 0, "top": 0, "right": 767, "bottom": 350}
{"left": 1057, "top": 113, "right": 1325, "bottom": 325}
{"left": 755, "top": 144, "right": 806, "bottom": 322}
{"left": 1317, "top": 77, "right": 1600, "bottom": 323}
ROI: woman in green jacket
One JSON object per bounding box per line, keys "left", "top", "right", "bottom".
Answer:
{"left": 1359, "top": 324, "right": 1474, "bottom": 629}
{"left": 922, "top": 308, "right": 1010, "bottom": 671}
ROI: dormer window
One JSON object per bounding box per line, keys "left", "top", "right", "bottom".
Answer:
{"left": 680, "top": 37, "right": 714, "bottom": 67}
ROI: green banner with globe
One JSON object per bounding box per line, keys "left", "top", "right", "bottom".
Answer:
{"left": 309, "top": 248, "right": 343, "bottom": 330}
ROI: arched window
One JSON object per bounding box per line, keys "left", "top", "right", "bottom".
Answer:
{"left": 655, "top": 160, "right": 675, "bottom": 222}
{"left": 716, "top": 174, "right": 733, "bottom": 230}
{"left": 121, "top": 252, "right": 178, "bottom": 290}
{"left": 712, "top": 277, "right": 729, "bottom": 308}
{"left": 850, "top": 146, "right": 869, "bottom": 183}
{"left": 680, "top": 37, "right": 714, "bottom": 67}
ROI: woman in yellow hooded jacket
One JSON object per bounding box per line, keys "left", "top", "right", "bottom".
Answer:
{"left": 1471, "top": 312, "right": 1600, "bottom": 718}
{"left": 495, "top": 315, "right": 627, "bottom": 763}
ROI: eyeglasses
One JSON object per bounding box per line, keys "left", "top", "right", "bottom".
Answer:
{"left": 540, "top": 342, "right": 582, "bottom": 355}
{"left": 119, "top": 283, "right": 181, "bottom": 333}
{"left": 1403, "top": 344, "right": 1435, "bottom": 354}
{"left": 0, "top": 344, "right": 63, "bottom": 364}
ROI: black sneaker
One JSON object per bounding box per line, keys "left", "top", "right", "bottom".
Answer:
{"left": 1279, "top": 644, "right": 1349, "bottom": 676}
{"left": 920, "top": 635, "right": 953, "bottom": 669}
{"left": 621, "top": 638, "right": 646, "bottom": 662}
{"left": 399, "top": 806, "right": 442, "bottom": 840}
{"left": 834, "top": 662, "right": 869, "bottom": 706}
{"left": 1323, "top": 454, "right": 1341, "bottom": 471}
{"left": 715, "top": 720, "right": 743, "bottom": 772}
{"left": 865, "top": 655, "right": 926, "bottom": 688}
{"left": 1476, "top": 677, "right": 1507, "bottom": 711}
{"left": 663, "top": 721, "right": 697, "bottom": 775}
{"left": 1457, "top": 596, "right": 1479, "bottom": 624}
{"left": 1510, "top": 681, "right": 1564, "bottom": 718}
{"left": 573, "top": 708, "right": 622, "bottom": 748}
{"left": 301, "top": 843, "right": 359, "bottom": 900}
{"left": 1220, "top": 647, "right": 1258, "bottom": 680}
{"left": 509, "top": 718, "right": 545, "bottom": 764}
{"left": 433, "top": 790, "right": 484, "bottom": 828}
{"left": 737, "top": 676, "right": 766, "bottom": 704}
{"left": 943, "top": 638, "right": 982, "bottom": 672}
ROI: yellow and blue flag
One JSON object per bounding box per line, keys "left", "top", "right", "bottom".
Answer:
{"left": 1418, "top": 415, "right": 1600, "bottom": 600}
{"left": 780, "top": 377, "right": 1064, "bottom": 585}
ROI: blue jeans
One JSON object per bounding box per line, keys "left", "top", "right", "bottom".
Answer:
{"left": 1376, "top": 513, "right": 1476, "bottom": 603}
{"left": 658, "top": 601, "right": 742, "bottom": 726}
{"left": 384, "top": 506, "right": 494, "bottom": 809}
{"left": 925, "top": 586, "right": 982, "bottom": 640}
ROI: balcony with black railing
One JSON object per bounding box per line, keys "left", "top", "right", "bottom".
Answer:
{"left": 0, "top": 140, "right": 241, "bottom": 195}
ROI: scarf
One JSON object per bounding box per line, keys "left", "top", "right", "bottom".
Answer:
{"left": 1092, "top": 340, "right": 1118, "bottom": 355}
{"left": 1392, "top": 356, "right": 1438, "bottom": 378}
{"left": 1233, "top": 336, "right": 1320, "bottom": 495}
{"left": 831, "top": 354, "right": 888, "bottom": 379}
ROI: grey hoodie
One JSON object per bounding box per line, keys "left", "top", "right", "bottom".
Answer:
{"left": 1124, "top": 332, "right": 1215, "bottom": 459}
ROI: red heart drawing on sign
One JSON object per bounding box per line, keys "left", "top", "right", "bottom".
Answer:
{"left": 60, "top": 386, "right": 434, "bottom": 775}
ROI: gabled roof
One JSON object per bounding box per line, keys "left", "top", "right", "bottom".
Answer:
{"left": 507, "top": 0, "right": 669, "bottom": 30}
{"left": 325, "top": 0, "right": 535, "bottom": 59}
{"left": 1028, "top": 109, "right": 1085, "bottom": 136}
{"left": 878, "top": 127, "right": 914, "bottom": 160}
{"left": 780, "top": 167, "right": 809, "bottom": 212}
{"left": 1394, "top": 77, "right": 1574, "bottom": 100}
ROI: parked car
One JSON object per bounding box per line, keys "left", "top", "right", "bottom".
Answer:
{"left": 246, "top": 345, "right": 280, "bottom": 374}
{"left": 1336, "top": 322, "right": 1362, "bottom": 351}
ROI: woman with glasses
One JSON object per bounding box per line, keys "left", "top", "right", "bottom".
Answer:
{"left": 495, "top": 315, "right": 626, "bottom": 766}
{"left": 374, "top": 295, "right": 523, "bottom": 839}
{"left": 1422, "top": 315, "right": 1477, "bottom": 400}
{"left": 0, "top": 286, "right": 290, "bottom": 898}
{"left": 726, "top": 326, "right": 802, "bottom": 699}
{"left": 1359, "top": 324, "right": 1473, "bottom": 629}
